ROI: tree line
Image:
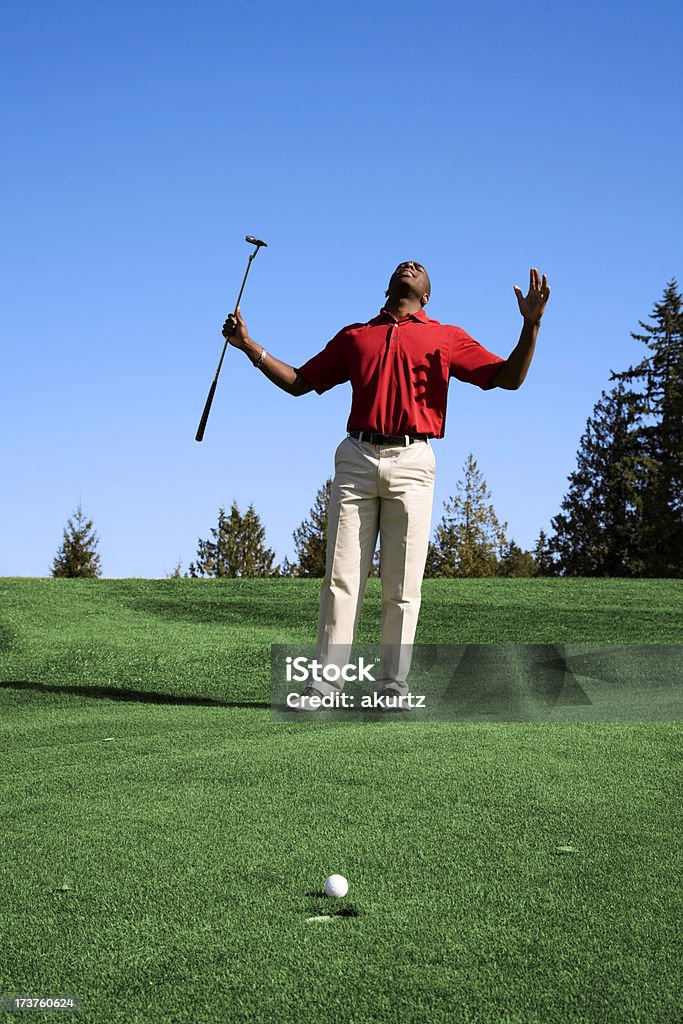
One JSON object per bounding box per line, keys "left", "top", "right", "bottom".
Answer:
{"left": 53, "top": 281, "right": 681, "bottom": 579}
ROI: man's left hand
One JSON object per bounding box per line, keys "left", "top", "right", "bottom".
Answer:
{"left": 514, "top": 268, "right": 550, "bottom": 325}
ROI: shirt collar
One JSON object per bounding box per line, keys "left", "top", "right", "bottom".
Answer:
{"left": 372, "top": 307, "right": 431, "bottom": 325}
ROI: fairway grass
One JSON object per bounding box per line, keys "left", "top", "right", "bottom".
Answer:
{"left": 0, "top": 579, "right": 681, "bottom": 1023}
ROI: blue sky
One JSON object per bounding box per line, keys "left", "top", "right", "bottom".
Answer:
{"left": 2, "top": 0, "right": 681, "bottom": 577}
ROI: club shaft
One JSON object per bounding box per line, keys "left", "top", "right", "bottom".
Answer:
{"left": 195, "top": 244, "right": 262, "bottom": 442}
{"left": 234, "top": 251, "right": 257, "bottom": 315}
{"left": 214, "top": 252, "right": 256, "bottom": 379}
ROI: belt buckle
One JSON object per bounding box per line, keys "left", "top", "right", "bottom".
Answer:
{"left": 356, "top": 431, "right": 416, "bottom": 445}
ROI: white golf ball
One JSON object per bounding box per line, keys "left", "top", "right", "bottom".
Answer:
{"left": 324, "top": 874, "right": 349, "bottom": 898}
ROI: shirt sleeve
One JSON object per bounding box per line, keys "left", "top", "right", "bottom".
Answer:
{"left": 297, "top": 329, "right": 351, "bottom": 394}
{"left": 449, "top": 327, "right": 506, "bottom": 390}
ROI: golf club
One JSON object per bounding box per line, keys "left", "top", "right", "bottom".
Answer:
{"left": 195, "top": 235, "right": 268, "bottom": 442}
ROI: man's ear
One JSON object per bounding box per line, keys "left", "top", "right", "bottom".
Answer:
{"left": 421, "top": 294, "right": 430, "bottom": 307}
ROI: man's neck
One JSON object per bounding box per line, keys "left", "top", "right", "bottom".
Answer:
{"left": 384, "top": 297, "right": 424, "bottom": 320}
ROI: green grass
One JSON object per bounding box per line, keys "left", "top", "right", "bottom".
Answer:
{"left": 0, "top": 578, "right": 681, "bottom": 1023}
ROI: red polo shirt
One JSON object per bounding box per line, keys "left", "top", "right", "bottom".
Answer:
{"left": 297, "top": 308, "right": 505, "bottom": 438}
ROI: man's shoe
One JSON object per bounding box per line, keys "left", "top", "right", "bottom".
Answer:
{"left": 376, "top": 687, "right": 412, "bottom": 711}
{"left": 287, "top": 686, "right": 326, "bottom": 711}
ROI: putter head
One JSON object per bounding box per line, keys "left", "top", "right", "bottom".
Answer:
{"left": 245, "top": 235, "right": 268, "bottom": 248}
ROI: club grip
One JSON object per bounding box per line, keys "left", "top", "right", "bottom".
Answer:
{"left": 195, "top": 379, "right": 218, "bottom": 442}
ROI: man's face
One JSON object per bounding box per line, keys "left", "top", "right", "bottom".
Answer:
{"left": 386, "top": 261, "right": 431, "bottom": 305}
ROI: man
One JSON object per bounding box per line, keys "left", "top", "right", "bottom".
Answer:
{"left": 223, "top": 262, "right": 550, "bottom": 710}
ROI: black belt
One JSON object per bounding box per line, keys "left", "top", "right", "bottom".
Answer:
{"left": 349, "top": 430, "right": 430, "bottom": 446}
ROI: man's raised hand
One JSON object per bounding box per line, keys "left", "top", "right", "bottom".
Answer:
{"left": 222, "top": 307, "right": 250, "bottom": 349}
{"left": 514, "top": 268, "right": 550, "bottom": 325}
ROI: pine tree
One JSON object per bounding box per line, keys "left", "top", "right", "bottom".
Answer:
{"left": 51, "top": 503, "right": 102, "bottom": 578}
{"left": 533, "top": 529, "right": 556, "bottom": 576}
{"left": 549, "top": 382, "right": 644, "bottom": 576}
{"left": 425, "top": 454, "right": 508, "bottom": 577}
{"left": 292, "top": 479, "right": 331, "bottom": 577}
{"left": 610, "top": 280, "right": 683, "bottom": 576}
{"left": 189, "top": 502, "right": 278, "bottom": 577}
{"left": 497, "top": 541, "right": 538, "bottom": 577}
{"left": 189, "top": 506, "right": 232, "bottom": 578}
{"left": 240, "top": 505, "right": 279, "bottom": 577}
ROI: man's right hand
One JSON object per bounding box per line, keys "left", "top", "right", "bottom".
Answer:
{"left": 222, "top": 307, "right": 249, "bottom": 349}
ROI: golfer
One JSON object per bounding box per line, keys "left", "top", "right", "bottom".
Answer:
{"left": 223, "top": 262, "right": 550, "bottom": 710}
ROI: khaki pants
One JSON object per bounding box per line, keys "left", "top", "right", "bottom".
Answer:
{"left": 316, "top": 435, "right": 436, "bottom": 697}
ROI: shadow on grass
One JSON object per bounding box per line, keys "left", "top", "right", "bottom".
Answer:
{"left": 0, "top": 680, "right": 270, "bottom": 710}
{"left": 305, "top": 890, "right": 361, "bottom": 917}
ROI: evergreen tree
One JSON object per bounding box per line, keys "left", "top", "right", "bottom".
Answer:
{"left": 425, "top": 454, "right": 508, "bottom": 577}
{"left": 610, "top": 279, "right": 683, "bottom": 576}
{"left": 240, "top": 505, "right": 278, "bottom": 576}
{"left": 51, "top": 503, "right": 102, "bottom": 578}
{"left": 292, "top": 479, "right": 332, "bottom": 577}
{"left": 279, "top": 556, "right": 297, "bottom": 577}
{"left": 549, "top": 382, "right": 644, "bottom": 576}
{"left": 189, "top": 506, "right": 234, "bottom": 578}
{"left": 189, "top": 502, "right": 278, "bottom": 577}
{"left": 533, "top": 529, "right": 557, "bottom": 576}
{"left": 497, "top": 541, "right": 538, "bottom": 577}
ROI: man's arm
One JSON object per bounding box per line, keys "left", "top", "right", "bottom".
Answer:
{"left": 222, "top": 309, "right": 314, "bottom": 397}
{"left": 489, "top": 268, "right": 550, "bottom": 391}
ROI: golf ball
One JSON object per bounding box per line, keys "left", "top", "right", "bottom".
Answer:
{"left": 324, "top": 874, "right": 349, "bottom": 898}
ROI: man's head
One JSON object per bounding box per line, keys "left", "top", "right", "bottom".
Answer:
{"left": 385, "top": 261, "right": 431, "bottom": 307}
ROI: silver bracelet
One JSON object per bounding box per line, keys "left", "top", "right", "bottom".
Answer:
{"left": 254, "top": 348, "right": 267, "bottom": 369}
